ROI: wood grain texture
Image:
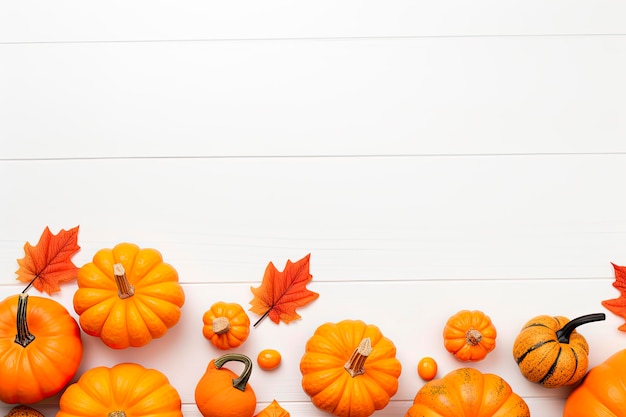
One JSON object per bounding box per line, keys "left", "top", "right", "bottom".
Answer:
{"left": 1, "top": 3, "right": 625, "bottom": 417}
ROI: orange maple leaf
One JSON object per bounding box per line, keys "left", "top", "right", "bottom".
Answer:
{"left": 602, "top": 262, "right": 626, "bottom": 331}
{"left": 16, "top": 226, "right": 81, "bottom": 295}
{"left": 250, "top": 254, "right": 319, "bottom": 327}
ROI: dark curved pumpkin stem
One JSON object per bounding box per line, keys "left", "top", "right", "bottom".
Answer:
{"left": 556, "top": 313, "right": 606, "bottom": 343}
{"left": 214, "top": 353, "right": 253, "bottom": 392}
{"left": 14, "top": 293, "right": 36, "bottom": 348}
{"left": 113, "top": 263, "right": 135, "bottom": 299}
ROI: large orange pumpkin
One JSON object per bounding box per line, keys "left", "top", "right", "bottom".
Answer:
{"left": 0, "top": 293, "right": 83, "bottom": 404}
{"left": 73, "top": 242, "right": 185, "bottom": 349}
{"left": 563, "top": 349, "right": 626, "bottom": 417}
{"left": 405, "top": 368, "right": 530, "bottom": 417}
{"left": 299, "top": 319, "right": 402, "bottom": 417}
{"left": 57, "top": 362, "right": 182, "bottom": 417}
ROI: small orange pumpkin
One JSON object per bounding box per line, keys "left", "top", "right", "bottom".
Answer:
{"left": 5, "top": 405, "right": 44, "bottom": 417}
{"left": 443, "top": 310, "right": 497, "bottom": 362}
{"left": 57, "top": 362, "right": 182, "bottom": 417}
{"left": 405, "top": 368, "right": 530, "bottom": 417}
{"left": 300, "top": 319, "right": 402, "bottom": 417}
{"left": 202, "top": 301, "right": 250, "bottom": 350}
{"left": 73, "top": 242, "right": 185, "bottom": 349}
{"left": 0, "top": 294, "right": 83, "bottom": 404}
{"left": 195, "top": 353, "right": 257, "bottom": 417}
{"left": 513, "top": 313, "right": 605, "bottom": 387}
{"left": 563, "top": 348, "right": 626, "bottom": 416}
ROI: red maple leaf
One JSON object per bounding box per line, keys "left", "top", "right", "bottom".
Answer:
{"left": 15, "top": 226, "right": 81, "bottom": 295}
{"left": 249, "top": 254, "right": 319, "bottom": 327}
{"left": 602, "top": 262, "right": 626, "bottom": 331}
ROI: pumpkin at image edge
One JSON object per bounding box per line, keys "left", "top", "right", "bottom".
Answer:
{"left": 57, "top": 362, "right": 182, "bottom": 417}
{"left": 0, "top": 294, "right": 83, "bottom": 404}
{"left": 73, "top": 242, "right": 185, "bottom": 349}
{"left": 512, "top": 313, "right": 605, "bottom": 388}
{"left": 405, "top": 367, "right": 530, "bottom": 417}
{"left": 563, "top": 349, "right": 626, "bottom": 417}
{"left": 299, "top": 319, "right": 402, "bottom": 417}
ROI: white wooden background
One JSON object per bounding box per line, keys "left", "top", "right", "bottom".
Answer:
{"left": 2, "top": 2, "right": 626, "bottom": 416}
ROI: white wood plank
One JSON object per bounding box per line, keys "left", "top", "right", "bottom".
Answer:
{"left": 2, "top": 155, "right": 625, "bottom": 282}
{"left": 2, "top": 36, "right": 626, "bottom": 159}
{"left": 1, "top": 1, "right": 625, "bottom": 43}
{"left": 0, "top": 279, "right": 615, "bottom": 416}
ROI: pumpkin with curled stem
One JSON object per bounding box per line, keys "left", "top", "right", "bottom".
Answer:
{"left": 300, "top": 319, "right": 402, "bottom": 417}
{"left": 0, "top": 294, "right": 83, "bottom": 404}
{"left": 73, "top": 242, "right": 185, "bottom": 349}
{"left": 563, "top": 348, "right": 626, "bottom": 416}
{"left": 202, "top": 301, "right": 250, "bottom": 350}
{"left": 57, "top": 362, "right": 182, "bottom": 417}
{"left": 443, "top": 310, "right": 497, "bottom": 362}
{"left": 512, "top": 313, "right": 605, "bottom": 388}
{"left": 405, "top": 368, "right": 530, "bottom": 417}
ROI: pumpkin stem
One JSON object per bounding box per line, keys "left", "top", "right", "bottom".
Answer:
{"left": 108, "top": 412, "right": 126, "bottom": 417}
{"left": 214, "top": 353, "right": 253, "bottom": 392}
{"left": 213, "top": 316, "right": 231, "bottom": 335}
{"left": 556, "top": 313, "right": 606, "bottom": 343}
{"left": 344, "top": 337, "right": 372, "bottom": 377}
{"left": 113, "top": 263, "right": 135, "bottom": 299}
{"left": 14, "top": 293, "right": 36, "bottom": 348}
{"left": 466, "top": 329, "right": 483, "bottom": 346}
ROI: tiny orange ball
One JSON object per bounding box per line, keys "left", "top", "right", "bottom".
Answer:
{"left": 257, "top": 349, "right": 282, "bottom": 370}
{"left": 417, "top": 356, "right": 438, "bottom": 381}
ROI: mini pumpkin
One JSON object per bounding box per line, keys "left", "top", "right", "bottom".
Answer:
{"left": 443, "top": 309, "right": 497, "bottom": 362}
{"left": 300, "top": 319, "right": 402, "bottom": 417}
{"left": 0, "top": 294, "right": 83, "bottom": 404}
{"left": 202, "top": 301, "right": 250, "bottom": 350}
{"left": 5, "top": 405, "right": 44, "bottom": 417}
{"left": 513, "top": 313, "right": 605, "bottom": 388}
{"left": 405, "top": 368, "right": 530, "bottom": 417}
{"left": 195, "top": 353, "right": 257, "bottom": 417}
{"left": 563, "top": 348, "right": 626, "bottom": 416}
{"left": 57, "top": 362, "right": 182, "bottom": 417}
{"left": 73, "top": 242, "right": 185, "bottom": 349}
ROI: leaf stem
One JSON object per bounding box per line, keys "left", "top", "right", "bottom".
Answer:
{"left": 253, "top": 309, "right": 272, "bottom": 328}
{"left": 21, "top": 274, "right": 40, "bottom": 294}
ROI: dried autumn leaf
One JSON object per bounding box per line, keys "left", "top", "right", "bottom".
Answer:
{"left": 602, "top": 262, "right": 626, "bottom": 331}
{"left": 250, "top": 254, "right": 319, "bottom": 327}
{"left": 15, "top": 226, "right": 80, "bottom": 294}
{"left": 254, "top": 400, "right": 290, "bottom": 417}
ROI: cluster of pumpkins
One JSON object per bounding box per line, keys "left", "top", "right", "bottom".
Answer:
{"left": 1, "top": 242, "right": 625, "bottom": 417}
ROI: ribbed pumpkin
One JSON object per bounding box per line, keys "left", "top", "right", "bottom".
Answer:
{"left": 202, "top": 301, "right": 250, "bottom": 350}
{"left": 443, "top": 309, "right": 497, "bottom": 362}
{"left": 57, "top": 362, "right": 182, "bottom": 417}
{"left": 512, "top": 313, "right": 605, "bottom": 388}
{"left": 299, "top": 319, "right": 402, "bottom": 417}
{"left": 195, "top": 353, "right": 257, "bottom": 417}
{"left": 563, "top": 349, "right": 626, "bottom": 417}
{"left": 0, "top": 294, "right": 83, "bottom": 404}
{"left": 405, "top": 368, "right": 530, "bottom": 417}
{"left": 73, "top": 242, "right": 185, "bottom": 349}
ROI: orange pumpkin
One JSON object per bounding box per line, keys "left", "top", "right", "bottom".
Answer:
{"left": 300, "top": 319, "right": 402, "bottom": 417}
{"left": 195, "top": 353, "right": 257, "bottom": 417}
{"left": 202, "top": 301, "right": 250, "bottom": 350}
{"left": 513, "top": 313, "right": 605, "bottom": 388}
{"left": 57, "top": 362, "right": 182, "bottom": 417}
{"left": 73, "top": 242, "right": 185, "bottom": 349}
{"left": 405, "top": 368, "right": 530, "bottom": 417}
{"left": 563, "top": 349, "right": 626, "bottom": 416}
{"left": 443, "top": 310, "right": 497, "bottom": 362}
{"left": 0, "top": 294, "right": 83, "bottom": 404}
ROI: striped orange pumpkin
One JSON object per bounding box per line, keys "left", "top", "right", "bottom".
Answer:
{"left": 512, "top": 313, "right": 605, "bottom": 388}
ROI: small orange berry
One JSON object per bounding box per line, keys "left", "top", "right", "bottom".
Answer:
{"left": 257, "top": 349, "right": 282, "bottom": 370}
{"left": 417, "top": 356, "right": 438, "bottom": 381}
